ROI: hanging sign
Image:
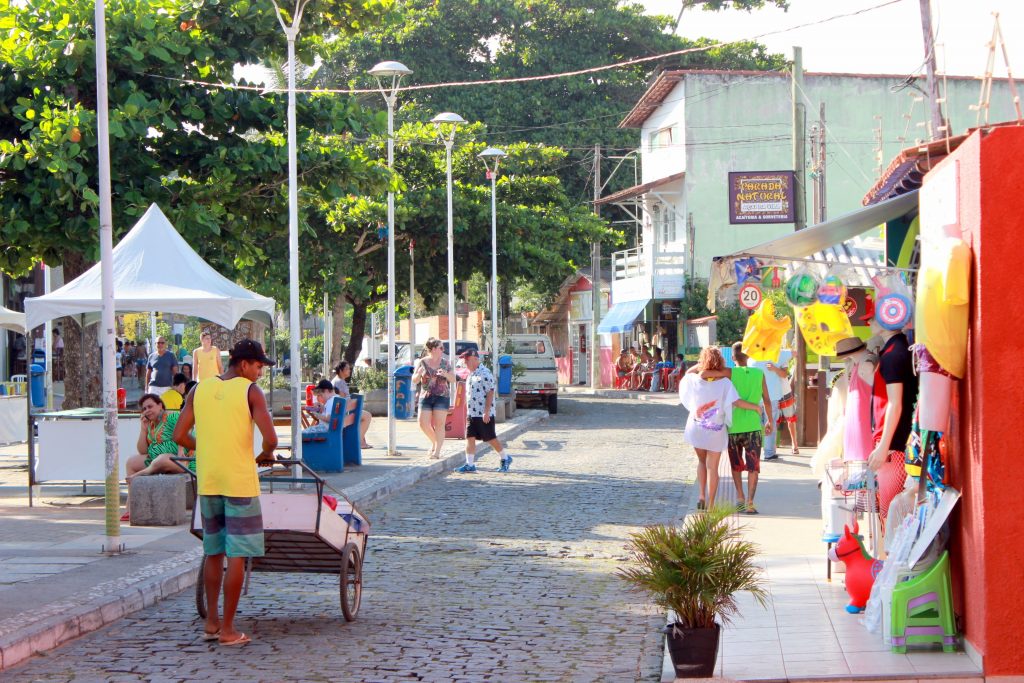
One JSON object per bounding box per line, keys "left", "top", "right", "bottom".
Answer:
{"left": 728, "top": 171, "right": 796, "bottom": 224}
{"left": 738, "top": 282, "right": 763, "bottom": 310}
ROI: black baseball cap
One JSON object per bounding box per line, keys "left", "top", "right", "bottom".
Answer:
{"left": 459, "top": 348, "right": 479, "bottom": 358}
{"left": 229, "top": 339, "right": 275, "bottom": 366}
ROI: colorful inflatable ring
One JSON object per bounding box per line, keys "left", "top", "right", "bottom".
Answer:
{"left": 877, "top": 293, "right": 912, "bottom": 330}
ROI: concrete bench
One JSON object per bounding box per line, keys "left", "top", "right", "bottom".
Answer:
{"left": 129, "top": 474, "right": 191, "bottom": 526}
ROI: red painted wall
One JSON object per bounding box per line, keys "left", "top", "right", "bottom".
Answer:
{"left": 944, "top": 127, "right": 1024, "bottom": 676}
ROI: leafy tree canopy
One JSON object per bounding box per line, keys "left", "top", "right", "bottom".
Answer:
{"left": 319, "top": 0, "right": 788, "bottom": 199}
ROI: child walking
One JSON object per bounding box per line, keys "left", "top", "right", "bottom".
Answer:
{"left": 679, "top": 346, "right": 764, "bottom": 510}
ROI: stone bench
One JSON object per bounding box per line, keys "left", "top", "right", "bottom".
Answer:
{"left": 129, "top": 474, "right": 193, "bottom": 526}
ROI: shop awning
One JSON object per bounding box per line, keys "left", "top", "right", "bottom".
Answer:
{"left": 597, "top": 299, "right": 648, "bottom": 333}
{"left": 724, "top": 190, "right": 919, "bottom": 260}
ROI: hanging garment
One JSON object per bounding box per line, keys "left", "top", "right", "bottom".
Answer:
{"left": 915, "top": 237, "right": 970, "bottom": 378}
{"left": 843, "top": 360, "right": 874, "bottom": 462}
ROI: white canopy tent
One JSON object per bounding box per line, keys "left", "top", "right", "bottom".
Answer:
{"left": 0, "top": 306, "right": 26, "bottom": 335}
{"left": 25, "top": 203, "right": 275, "bottom": 330}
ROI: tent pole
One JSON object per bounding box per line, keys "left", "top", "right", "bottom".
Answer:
{"left": 26, "top": 337, "right": 34, "bottom": 507}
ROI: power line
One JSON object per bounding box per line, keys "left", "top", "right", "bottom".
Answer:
{"left": 144, "top": 0, "right": 906, "bottom": 97}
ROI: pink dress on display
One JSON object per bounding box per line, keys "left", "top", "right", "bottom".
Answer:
{"left": 843, "top": 361, "right": 873, "bottom": 462}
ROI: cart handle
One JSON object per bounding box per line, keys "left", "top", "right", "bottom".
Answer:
{"left": 170, "top": 455, "right": 197, "bottom": 480}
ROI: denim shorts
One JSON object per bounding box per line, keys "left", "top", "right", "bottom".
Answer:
{"left": 419, "top": 394, "right": 450, "bottom": 411}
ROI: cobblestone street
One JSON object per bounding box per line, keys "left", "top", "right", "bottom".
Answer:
{"left": 9, "top": 396, "right": 692, "bottom": 682}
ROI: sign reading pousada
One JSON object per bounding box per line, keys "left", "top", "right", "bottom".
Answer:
{"left": 728, "top": 171, "right": 796, "bottom": 224}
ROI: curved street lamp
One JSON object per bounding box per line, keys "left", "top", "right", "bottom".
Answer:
{"left": 430, "top": 112, "right": 466, "bottom": 378}
{"left": 369, "top": 60, "right": 411, "bottom": 457}
{"left": 478, "top": 147, "right": 507, "bottom": 375}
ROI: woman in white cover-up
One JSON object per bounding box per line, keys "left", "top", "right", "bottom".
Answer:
{"left": 679, "top": 346, "right": 764, "bottom": 510}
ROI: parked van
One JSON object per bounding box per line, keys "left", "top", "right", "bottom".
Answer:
{"left": 503, "top": 334, "right": 558, "bottom": 414}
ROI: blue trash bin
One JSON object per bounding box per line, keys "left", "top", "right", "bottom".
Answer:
{"left": 393, "top": 365, "right": 415, "bottom": 419}
{"left": 30, "top": 363, "right": 45, "bottom": 408}
{"left": 498, "top": 355, "right": 513, "bottom": 395}
{"left": 32, "top": 348, "right": 45, "bottom": 369}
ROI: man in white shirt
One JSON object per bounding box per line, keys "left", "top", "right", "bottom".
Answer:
{"left": 456, "top": 349, "right": 511, "bottom": 473}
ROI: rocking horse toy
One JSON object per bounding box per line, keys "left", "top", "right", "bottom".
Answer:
{"left": 828, "top": 522, "right": 883, "bottom": 613}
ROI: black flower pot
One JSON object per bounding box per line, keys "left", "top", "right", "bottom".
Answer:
{"left": 665, "top": 623, "right": 720, "bottom": 678}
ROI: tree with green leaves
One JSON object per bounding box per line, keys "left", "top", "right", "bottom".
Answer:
{"left": 0, "top": 0, "right": 391, "bottom": 405}
{"left": 319, "top": 0, "right": 787, "bottom": 201}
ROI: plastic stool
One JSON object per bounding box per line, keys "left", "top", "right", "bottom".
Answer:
{"left": 890, "top": 550, "right": 957, "bottom": 653}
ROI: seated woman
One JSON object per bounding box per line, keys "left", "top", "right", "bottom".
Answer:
{"left": 302, "top": 379, "right": 339, "bottom": 435}
{"left": 123, "top": 393, "right": 193, "bottom": 521}
{"left": 332, "top": 361, "right": 373, "bottom": 449}
{"left": 631, "top": 349, "right": 655, "bottom": 390}
{"left": 666, "top": 354, "right": 686, "bottom": 392}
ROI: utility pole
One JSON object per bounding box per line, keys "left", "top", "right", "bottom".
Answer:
{"left": 591, "top": 144, "right": 602, "bottom": 389}
{"left": 791, "top": 46, "right": 807, "bottom": 449}
{"left": 815, "top": 103, "right": 827, "bottom": 224}
{"left": 919, "top": 0, "right": 947, "bottom": 140}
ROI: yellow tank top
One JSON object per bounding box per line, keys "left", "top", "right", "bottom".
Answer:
{"left": 194, "top": 376, "right": 259, "bottom": 497}
{"left": 194, "top": 346, "right": 221, "bottom": 381}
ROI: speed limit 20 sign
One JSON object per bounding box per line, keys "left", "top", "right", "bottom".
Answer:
{"left": 738, "top": 282, "right": 762, "bottom": 310}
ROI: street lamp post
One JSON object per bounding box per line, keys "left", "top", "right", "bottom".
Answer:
{"left": 272, "top": 0, "right": 310, "bottom": 470}
{"left": 478, "top": 147, "right": 507, "bottom": 376}
{"left": 369, "top": 61, "right": 412, "bottom": 457}
{"left": 431, "top": 112, "right": 466, "bottom": 380}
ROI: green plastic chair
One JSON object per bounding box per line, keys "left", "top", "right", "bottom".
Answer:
{"left": 890, "top": 550, "right": 957, "bottom": 653}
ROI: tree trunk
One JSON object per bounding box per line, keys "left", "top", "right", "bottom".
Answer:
{"left": 343, "top": 299, "right": 367, "bottom": 364}
{"left": 60, "top": 251, "right": 101, "bottom": 409}
{"left": 330, "top": 292, "right": 347, "bottom": 365}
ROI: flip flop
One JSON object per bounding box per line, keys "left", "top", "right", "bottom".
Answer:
{"left": 745, "top": 505, "right": 760, "bottom": 515}
{"left": 119, "top": 511, "right": 130, "bottom": 522}
{"left": 219, "top": 633, "right": 250, "bottom": 647}
{"left": 201, "top": 630, "right": 221, "bottom": 641}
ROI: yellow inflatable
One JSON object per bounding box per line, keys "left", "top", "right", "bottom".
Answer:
{"left": 741, "top": 299, "right": 792, "bottom": 362}
{"left": 796, "top": 303, "right": 854, "bottom": 356}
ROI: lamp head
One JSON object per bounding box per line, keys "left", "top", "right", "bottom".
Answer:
{"left": 431, "top": 112, "right": 467, "bottom": 126}
{"left": 368, "top": 61, "right": 412, "bottom": 78}
{"left": 478, "top": 147, "right": 507, "bottom": 173}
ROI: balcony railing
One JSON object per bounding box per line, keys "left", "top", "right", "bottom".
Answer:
{"left": 612, "top": 246, "right": 647, "bottom": 281}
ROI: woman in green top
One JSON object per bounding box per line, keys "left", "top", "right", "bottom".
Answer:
{"left": 122, "top": 393, "right": 194, "bottom": 521}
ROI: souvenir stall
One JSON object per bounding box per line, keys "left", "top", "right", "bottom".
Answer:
{"left": 711, "top": 184, "right": 968, "bottom": 654}
{"left": 0, "top": 306, "right": 27, "bottom": 444}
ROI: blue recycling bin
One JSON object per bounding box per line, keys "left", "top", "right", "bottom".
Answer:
{"left": 30, "top": 363, "right": 45, "bottom": 408}
{"left": 32, "top": 348, "right": 45, "bottom": 369}
{"left": 393, "top": 365, "right": 416, "bottom": 420}
{"left": 498, "top": 355, "right": 513, "bottom": 395}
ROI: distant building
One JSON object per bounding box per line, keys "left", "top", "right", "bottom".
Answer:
{"left": 597, "top": 68, "right": 1024, "bottom": 356}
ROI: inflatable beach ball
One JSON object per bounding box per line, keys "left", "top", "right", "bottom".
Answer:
{"left": 785, "top": 272, "right": 819, "bottom": 307}
{"left": 817, "top": 274, "right": 847, "bottom": 306}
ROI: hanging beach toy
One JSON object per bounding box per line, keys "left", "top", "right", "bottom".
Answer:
{"left": 817, "top": 270, "right": 847, "bottom": 306}
{"left": 871, "top": 273, "right": 914, "bottom": 331}
{"left": 785, "top": 268, "right": 820, "bottom": 307}
{"left": 760, "top": 264, "right": 783, "bottom": 290}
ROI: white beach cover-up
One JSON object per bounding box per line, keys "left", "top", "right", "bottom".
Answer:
{"left": 679, "top": 374, "right": 740, "bottom": 451}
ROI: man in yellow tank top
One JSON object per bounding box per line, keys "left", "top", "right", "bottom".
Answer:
{"left": 174, "top": 339, "right": 278, "bottom": 647}
{"left": 192, "top": 331, "right": 224, "bottom": 381}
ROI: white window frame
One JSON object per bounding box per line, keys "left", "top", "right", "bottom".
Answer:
{"left": 651, "top": 200, "right": 678, "bottom": 248}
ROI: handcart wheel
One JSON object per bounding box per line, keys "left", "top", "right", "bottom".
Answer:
{"left": 195, "top": 556, "right": 207, "bottom": 619}
{"left": 339, "top": 543, "right": 363, "bottom": 621}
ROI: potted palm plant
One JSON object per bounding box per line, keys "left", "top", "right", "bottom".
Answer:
{"left": 618, "top": 505, "right": 767, "bottom": 678}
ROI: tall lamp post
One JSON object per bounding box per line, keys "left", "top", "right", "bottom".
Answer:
{"left": 431, "top": 112, "right": 466, "bottom": 377}
{"left": 271, "top": 0, "right": 310, "bottom": 468}
{"left": 478, "top": 147, "right": 507, "bottom": 375}
{"left": 369, "top": 60, "right": 412, "bottom": 457}
{"left": 94, "top": 0, "right": 121, "bottom": 553}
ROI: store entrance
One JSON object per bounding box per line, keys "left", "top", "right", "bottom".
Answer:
{"left": 571, "top": 323, "right": 590, "bottom": 385}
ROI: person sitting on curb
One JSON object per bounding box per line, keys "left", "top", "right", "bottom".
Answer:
{"left": 122, "top": 393, "right": 194, "bottom": 521}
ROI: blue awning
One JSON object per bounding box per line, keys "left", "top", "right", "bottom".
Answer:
{"left": 597, "top": 299, "right": 649, "bottom": 334}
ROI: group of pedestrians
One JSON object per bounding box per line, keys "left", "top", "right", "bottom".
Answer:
{"left": 679, "top": 342, "right": 799, "bottom": 513}
{"left": 411, "top": 337, "right": 510, "bottom": 473}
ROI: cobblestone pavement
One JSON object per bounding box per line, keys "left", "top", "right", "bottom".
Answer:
{"left": 9, "top": 396, "right": 692, "bottom": 683}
